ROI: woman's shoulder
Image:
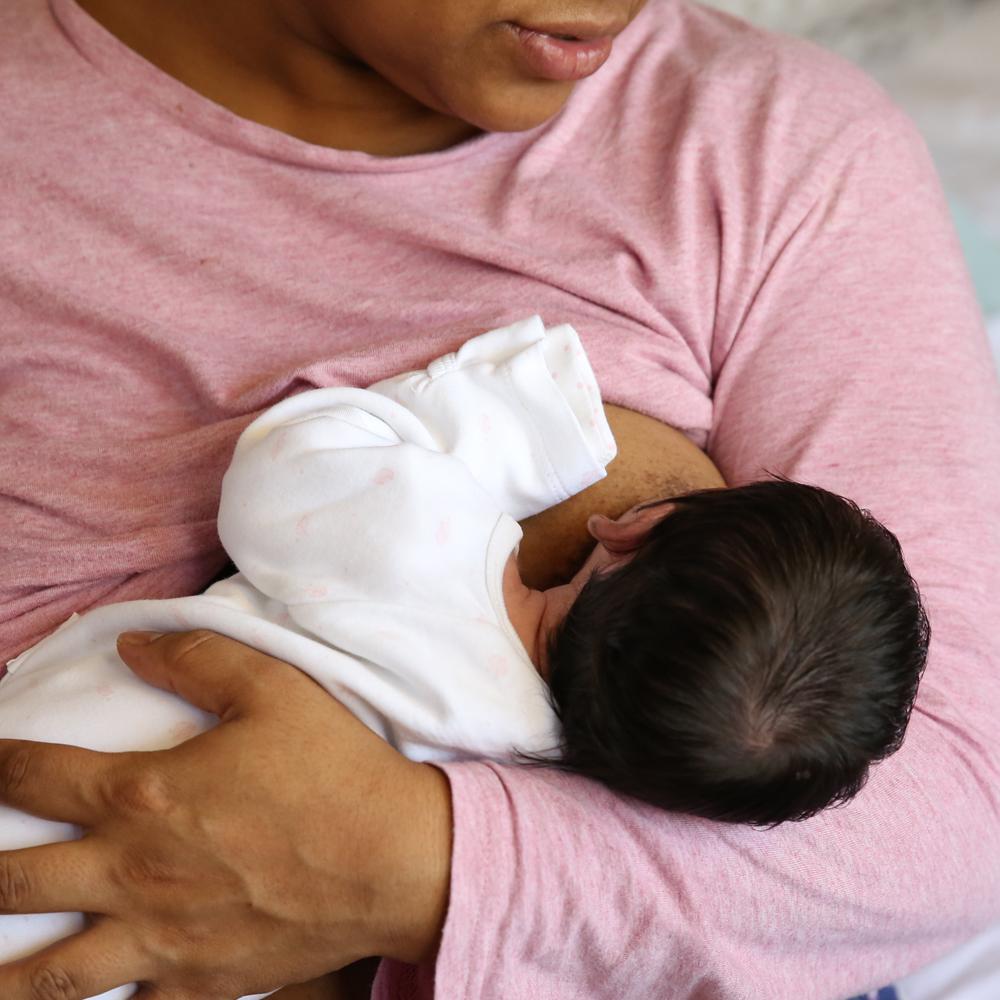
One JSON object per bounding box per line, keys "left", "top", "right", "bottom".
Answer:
{"left": 588, "top": 0, "right": 907, "bottom": 161}
{"left": 640, "top": 1, "right": 897, "bottom": 115}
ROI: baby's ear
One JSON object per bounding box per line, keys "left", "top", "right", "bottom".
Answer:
{"left": 587, "top": 513, "right": 654, "bottom": 554}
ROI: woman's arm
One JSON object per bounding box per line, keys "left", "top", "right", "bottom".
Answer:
{"left": 384, "top": 101, "right": 1000, "bottom": 999}
{"left": 271, "top": 965, "right": 376, "bottom": 1000}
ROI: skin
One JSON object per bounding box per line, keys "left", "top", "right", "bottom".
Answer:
{"left": 0, "top": 631, "right": 454, "bottom": 999}
{"left": 0, "top": 2, "right": 741, "bottom": 997}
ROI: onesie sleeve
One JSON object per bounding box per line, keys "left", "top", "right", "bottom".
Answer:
{"left": 375, "top": 102, "right": 1000, "bottom": 1000}
{"left": 369, "top": 316, "right": 616, "bottom": 519}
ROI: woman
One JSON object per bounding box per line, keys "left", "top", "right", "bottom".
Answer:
{"left": 1, "top": 0, "right": 998, "bottom": 998}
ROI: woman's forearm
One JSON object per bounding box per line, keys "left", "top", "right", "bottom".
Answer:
{"left": 370, "top": 764, "right": 453, "bottom": 964}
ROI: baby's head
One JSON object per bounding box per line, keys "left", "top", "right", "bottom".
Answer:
{"left": 542, "top": 480, "right": 930, "bottom": 826}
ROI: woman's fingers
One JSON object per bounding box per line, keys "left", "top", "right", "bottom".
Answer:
{"left": 0, "top": 840, "right": 112, "bottom": 916}
{"left": 0, "top": 739, "right": 115, "bottom": 825}
{"left": 0, "top": 919, "right": 151, "bottom": 1000}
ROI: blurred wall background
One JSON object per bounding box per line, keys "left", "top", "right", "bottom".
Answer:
{"left": 701, "top": 0, "right": 1000, "bottom": 365}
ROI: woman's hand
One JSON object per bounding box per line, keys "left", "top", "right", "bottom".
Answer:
{"left": 0, "top": 631, "right": 452, "bottom": 1000}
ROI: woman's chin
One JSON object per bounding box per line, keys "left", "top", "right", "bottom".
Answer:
{"left": 449, "top": 79, "right": 576, "bottom": 134}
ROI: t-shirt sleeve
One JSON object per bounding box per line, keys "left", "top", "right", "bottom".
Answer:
{"left": 375, "top": 107, "right": 1000, "bottom": 999}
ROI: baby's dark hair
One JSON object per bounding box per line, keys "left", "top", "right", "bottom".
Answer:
{"left": 541, "top": 480, "right": 930, "bottom": 826}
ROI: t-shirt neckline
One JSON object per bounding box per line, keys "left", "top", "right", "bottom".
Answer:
{"left": 49, "top": 0, "right": 532, "bottom": 173}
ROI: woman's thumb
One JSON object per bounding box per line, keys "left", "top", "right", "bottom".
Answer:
{"left": 116, "top": 629, "right": 272, "bottom": 720}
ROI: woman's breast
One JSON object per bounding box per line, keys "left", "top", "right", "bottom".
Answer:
{"left": 517, "top": 404, "right": 725, "bottom": 589}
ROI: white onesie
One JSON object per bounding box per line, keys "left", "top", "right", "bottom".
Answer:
{"left": 0, "top": 315, "right": 616, "bottom": 998}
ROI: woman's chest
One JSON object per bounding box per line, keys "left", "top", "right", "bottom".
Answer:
{"left": 2, "top": 141, "right": 722, "bottom": 446}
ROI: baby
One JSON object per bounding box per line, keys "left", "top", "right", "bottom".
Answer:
{"left": 0, "top": 315, "right": 927, "bottom": 996}
{"left": 533, "top": 479, "right": 930, "bottom": 825}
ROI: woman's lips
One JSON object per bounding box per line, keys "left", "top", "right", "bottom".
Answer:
{"left": 507, "top": 23, "right": 615, "bottom": 82}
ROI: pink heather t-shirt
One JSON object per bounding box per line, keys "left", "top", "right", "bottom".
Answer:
{"left": 2, "top": 0, "right": 999, "bottom": 997}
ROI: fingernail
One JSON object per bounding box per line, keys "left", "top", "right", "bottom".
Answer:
{"left": 118, "top": 631, "right": 164, "bottom": 646}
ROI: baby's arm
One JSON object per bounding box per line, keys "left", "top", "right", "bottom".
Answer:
{"left": 218, "top": 387, "right": 425, "bottom": 603}
{"left": 219, "top": 316, "right": 616, "bottom": 603}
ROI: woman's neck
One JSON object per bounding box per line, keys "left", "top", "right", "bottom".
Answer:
{"left": 74, "top": 0, "right": 481, "bottom": 154}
